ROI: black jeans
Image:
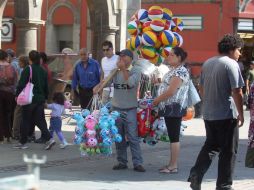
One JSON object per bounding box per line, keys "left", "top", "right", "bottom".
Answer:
{"left": 79, "top": 87, "right": 93, "bottom": 110}
{"left": 20, "top": 103, "right": 51, "bottom": 144}
{"left": 189, "top": 119, "right": 238, "bottom": 190}
{"left": 0, "top": 90, "right": 15, "bottom": 141}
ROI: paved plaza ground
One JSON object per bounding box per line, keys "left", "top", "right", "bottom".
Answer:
{"left": 0, "top": 110, "right": 253, "bottom": 190}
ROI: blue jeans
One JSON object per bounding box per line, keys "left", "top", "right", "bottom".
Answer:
{"left": 113, "top": 107, "right": 143, "bottom": 167}
{"left": 49, "top": 117, "right": 66, "bottom": 144}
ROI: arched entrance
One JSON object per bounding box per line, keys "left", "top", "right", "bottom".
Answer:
{"left": 46, "top": 1, "right": 80, "bottom": 54}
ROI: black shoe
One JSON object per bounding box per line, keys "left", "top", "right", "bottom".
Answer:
{"left": 27, "top": 136, "right": 36, "bottom": 143}
{"left": 35, "top": 138, "right": 47, "bottom": 144}
{"left": 133, "top": 165, "right": 146, "bottom": 172}
{"left": 112, "top": 163, "right": 128, "bottom": 170}
{"left": 188, "top": 175, "right": 201, "bottom": 190}
{"left": 12, "top": 136, "right": 20, "bottom": 141}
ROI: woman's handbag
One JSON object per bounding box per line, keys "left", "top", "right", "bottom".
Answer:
{"left": 17, "top": 66, "right": 34, "bottom": 106}
{"left": 187, "top": 80, "right": 201, "bottom": 107}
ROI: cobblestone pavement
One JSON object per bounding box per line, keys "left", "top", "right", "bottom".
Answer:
{"left": 0, "top": 111, "right": 253, "bottom": 190}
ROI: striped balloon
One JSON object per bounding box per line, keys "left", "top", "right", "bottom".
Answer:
{"left": 171, "top": 18, "right": 184, "bottom": 32}
{"left": 130, "top": 35, "right": 142, "bottom": 49}
{"left": 155, "top": 38, "right": 162, "bottom": 49}
{"left": 137, "top": 9, "right": 149, "bottom": 23}
{"left": 159, "top": 30, "right": 175, "bottom": 46}
{"left": 127, "top": 20, "right": 139, "bottom": 36}
{"left": 150, "top": 18, "right": 165, "bottom": 32}
{"left": 149, "top": 53, "right": 163, "bottom": 65}
{"left": 163, "top": 8, "right": 173, "bottom": 21}
{"left": 148, "top": 6, "right": 163, "bottom": 20}
{"left": 126, "top": 38, "right": 134, "bottom": 51}
{"left": 142, "top": 31, "right": 158, "bottom": 46}
{"left": 172, "top": 32, "right": 183, "bottom": 47}
{"left": 141, "top": 46, "right": 156, "bottom": 59}
{"left": 164, "top": 20, "right": 171, "bottom": 30}
{"left": 142, "top": 21, "right": 152, "bottom": 33}
{"left": 160, "top": 45, "right": 172, "bottom": 58}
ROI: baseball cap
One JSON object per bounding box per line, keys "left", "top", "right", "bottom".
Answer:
{"left": 116, "top": 49, "right": 133, "bottom": 59}
{"left": 6, "top": 48, "right": 15, "bottom": 57}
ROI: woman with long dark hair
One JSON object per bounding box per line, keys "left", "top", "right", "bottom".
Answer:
{"left": 153, "top": 47, "right": 189, "bottom": 173}
{"left": 14, "top": 50, "right": 55, "bottom": 150}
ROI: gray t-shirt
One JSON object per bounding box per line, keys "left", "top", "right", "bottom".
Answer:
{"left": 111, "top": 63, "right": 141, "bottom": 109}
{"left": 201, "top": 56, "right": 244, "bottom": 120}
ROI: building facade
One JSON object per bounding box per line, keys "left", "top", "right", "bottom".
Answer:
{"left": 1, "top": 0, "right": 254, "bottom": 75}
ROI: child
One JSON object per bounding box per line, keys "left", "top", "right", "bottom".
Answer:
{"left": 46, "top": 92, "right": 69, "bottom": 149}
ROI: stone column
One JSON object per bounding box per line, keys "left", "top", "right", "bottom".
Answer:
{"left": 15, "top": 19, "right": 44, "bottom": 55}
{"left": 0, "top": 0, "right": 7, "bottom": 48}
{"left": 118, "top": 0, "right": 141, "bottom": 50}
{"left": 14, "top": 0, "right": 44, "bottom": 56}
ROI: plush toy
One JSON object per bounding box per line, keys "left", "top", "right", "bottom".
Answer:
{"left": 152, "top": 117, "right": 168, "bottom": 140}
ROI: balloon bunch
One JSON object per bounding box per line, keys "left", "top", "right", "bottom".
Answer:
{"left": 126, "top": 6, "right": 184, "bottom": 65}
{"left": 72, "top": 107, "right": 122, "bottom": 156}
{"left": 98, "top": 107, "right": 122, "bottom": 155}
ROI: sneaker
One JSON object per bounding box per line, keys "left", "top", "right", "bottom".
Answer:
{"left": 45, "top": 139, "right": 56, "bottom": 150}
{"left": 35, "top": 138, "right": 47, "bottom": 144}
{"left": 133, "top": 165, "right": 146, "bottom": 172}
{"left": 59, "top": 143, "right": 68, "bottom": 149}
{"left": 13, "top": 143, "right": 28, "bottom": 149}
{"left": 188, "top": 175, "right": 201, "bottom": 190}
{"left": 112, "top": 163, "right": 128, "bottom": 170}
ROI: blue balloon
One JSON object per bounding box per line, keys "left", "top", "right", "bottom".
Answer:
{"left": 110, "top": 125, "right": 118, "bottom": 135}
{"left": 100, "top": 128, "right": 110, "bottom": 139}
{"left": 99, "top": 120, "right": 109, "bottom": 129}
{"left": 108, "top": 117, "right": 116, "bottom": 126}
{"left": 111, "top": 111, "right": 120, "bottom": 119}
{"left": 114, "top": 134, "right": 122, "bottom": 143}
{"left": 100, "top": 106, "right": 109, "bottom": 116}
{"left": 103, "top": 137, "right": 112, "bottom": 146}
{"left": 81, "top": 109, "right": 90, "bottom": 118}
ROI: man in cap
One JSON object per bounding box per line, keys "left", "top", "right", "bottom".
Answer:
{"left": 94, "top": 49, "right": 145, "bottom": 172}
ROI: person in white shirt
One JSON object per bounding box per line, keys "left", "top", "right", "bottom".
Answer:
{"left": 100, "top": 41, "right": 119, "bottom": 105}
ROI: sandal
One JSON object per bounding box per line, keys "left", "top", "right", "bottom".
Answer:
{"left": 158, "top": 165, "right": 170, "bottom": 171}
{"left": 159, "top": 167, "right": 178, "bottom": 174}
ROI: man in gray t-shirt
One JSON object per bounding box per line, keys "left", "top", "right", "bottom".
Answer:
{"left": 188, "top": 34, "right": 244, "bottom": 190}
{"left": 201, "top": 56, "right": 244, "bottom": 120}
{"left": 94, "top": 49, "right": 145, "bottom": 172}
